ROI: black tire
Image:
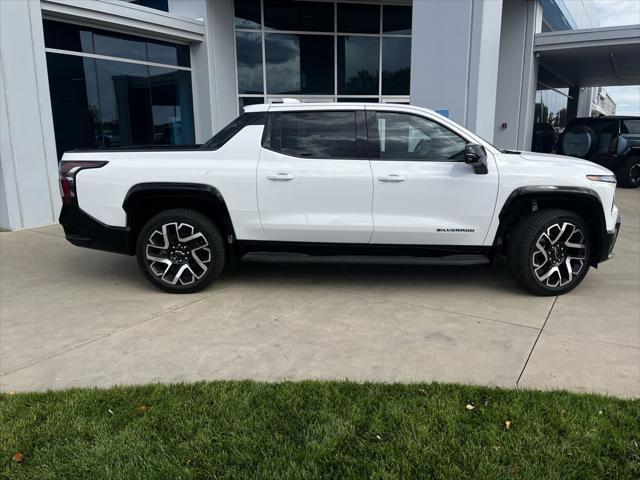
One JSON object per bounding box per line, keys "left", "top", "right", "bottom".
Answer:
{"left": 616, "top": 157, "right": 640, "bottom": 188}
{"left": 136, "top": 209, "right": 225, "bottom": 293}
{"left": 507, "top": 209, "right": 591, "bottom": 296}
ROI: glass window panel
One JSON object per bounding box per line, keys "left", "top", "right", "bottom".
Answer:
{"left": 234, "top": 0, "right": 261, "bottom": 29}
{"left": 383, "top": 6, "right": 412, "bottom": 34}
{"left": 622, "top": 119, "right": 640, "bottom": 134}
{"left": 264, "top": 0, "right": 333, "bottom": 32}
{"left": 265, "top": 34, "right": 333, "bottom": 95}
{"left": 236, "top": 32, "right": 264, "bottom": 94}
{"left": 147, "top": 42, "right": 191, "bottom": 68}
{"left": 94, "top": 31, "right": 148, "bottom": 63}
{"left": 43, "top": 19, "right": 94, "bottom": 53}
{"left": 45, "top": 53, "right": 101, "bottom": 159}
{"left": 149, "top": 66, "right": 196, "bottom": 145}
{"left": 43, "top": 21, "right": 190, "bottom": 67}
{"left": 337, "top": 3, "right": 380, "bottom": 34}
{"left": 276, "top": 111, "right": 358, "bottom": 158}
{"left": 372, "top": 112, "right": 466, "bottom": 161}
{"left": 338, "top": 97, "right": 379, "bottom": 103}
{"left": 95, "top": 59, "right": 153, "bottom": 146}
{"left": 382, "top": 37, "right": 411, "bottom": 95}
{"left": 239, "top": 96, "right": 265, "bottom": 111}
{"left": 337, "top": 36, "right": 379, "bottom": 95}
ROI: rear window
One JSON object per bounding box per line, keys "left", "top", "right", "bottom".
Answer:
{"left": 201, "top": 112, "right": 266, "bottom": 150}
{"left": 265, "top": 111, "right": 366, "bottom": 159}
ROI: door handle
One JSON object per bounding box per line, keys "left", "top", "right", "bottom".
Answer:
{"left": 267, "top": 172, "right": 295, "bottom": 181}
{"left": 377, "top": 174, "right": 406, "bottom": 182}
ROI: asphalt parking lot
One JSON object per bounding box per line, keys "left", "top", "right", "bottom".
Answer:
{"left": 0, "top": 189, "right": 638, "bottom": 397}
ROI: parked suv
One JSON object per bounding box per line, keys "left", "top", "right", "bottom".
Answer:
{"left": 558, "top": 116, "right": 640, "bottom": 188}
{"left": 59, "top": 102, "right": 620, "bottom": 296}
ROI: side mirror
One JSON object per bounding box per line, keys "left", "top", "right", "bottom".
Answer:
{"left": 464, "top": 143, "right": 488, "bottom": 174}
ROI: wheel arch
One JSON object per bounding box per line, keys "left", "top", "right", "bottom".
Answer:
{"left": 123, "top": 183, "right": 236, "bottom": 251}
{"left": 496, "top": 186, "right": 607, "bottom": 266}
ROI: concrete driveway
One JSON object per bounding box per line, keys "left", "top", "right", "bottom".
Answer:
{"left": 1, "top": 189, "right": 638, "bottom": 398}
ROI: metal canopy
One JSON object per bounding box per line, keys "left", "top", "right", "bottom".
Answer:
{"left": 534, "top": 25, "right": 640, "bottom": 87}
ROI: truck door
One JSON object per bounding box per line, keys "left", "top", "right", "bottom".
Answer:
{"left": 257, "top": 107, "right": 374, "bottom": 243}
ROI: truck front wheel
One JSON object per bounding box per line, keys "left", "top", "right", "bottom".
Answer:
{"left": 136, "top": 209, "right": 225, "bottom": 293}
{"left": 617, "top": 157, "right": 640, "bottom": 188}
{"left": 507, "top": 209, "right": 591, "bottom": 296}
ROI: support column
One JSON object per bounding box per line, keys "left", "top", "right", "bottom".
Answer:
{"left": 0, "top": 0, "right": 60, "bottom": 230}
{"left": 203, "top": 0, "right": 238, "bottom": 135}
{"left": 410, "top": 0, "right": 503, "bottom": 142}
{"left": 493, "top": 0, "right": 543, "bottom": 150}
{"left": 566, "top": 86, "right": 581, "bottom": 120}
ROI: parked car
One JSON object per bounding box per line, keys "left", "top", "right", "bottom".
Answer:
{"left": 557, "top": 116, "right": 640, "bottom": 188}
{"left": 59, "top": 102, "right": 620, "bottom": 296}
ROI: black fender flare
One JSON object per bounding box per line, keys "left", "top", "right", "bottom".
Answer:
{"left": 496, "top": 186, "right": 607, "bottom": 265}
{"left": 122, "top": 182, "right": 236, "bottom": 241}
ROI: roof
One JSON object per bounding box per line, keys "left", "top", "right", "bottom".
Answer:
{"left": 534, "top": 24, "right": 640, "bottom": 87}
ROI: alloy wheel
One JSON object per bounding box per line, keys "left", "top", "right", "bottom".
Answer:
{"left": 531, "top": 222, "right": 587, "bottom": 287}
{"left": 630, "top": 162, "right": 640, "bottom": 185}
{"left": 145, "top": 222, "right": 211, "bottom": 285}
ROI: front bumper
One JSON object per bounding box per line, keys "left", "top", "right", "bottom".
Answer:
{"left": 599, "top": 215, "right": 621, "bottom": 263}
{"left": 59, "top": 204, "right": 134, "bottom": 255}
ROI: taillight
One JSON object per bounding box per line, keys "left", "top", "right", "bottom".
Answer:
{"left": 59, "top": 161, "right": 108, "bottom": 204}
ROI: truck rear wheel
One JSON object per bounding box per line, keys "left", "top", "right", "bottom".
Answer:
{"left": 507, "top": 209, "right": 591, "bottom": 296}
{"left": 617, "top": 157, "right": 640, "bottom": 188}
{"left": 136, "top": 209, "right": 225, "bottom": 293}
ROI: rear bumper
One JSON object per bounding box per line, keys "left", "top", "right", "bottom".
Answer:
{"left": 59, "top": 204, "right": 133, "bottom": 255}
{"left": 599, "top": 215, "right": 621, "bottom": 263}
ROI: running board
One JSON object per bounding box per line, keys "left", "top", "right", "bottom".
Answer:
{"left": 241, "top": 252, "right": 490, "bottom": 266}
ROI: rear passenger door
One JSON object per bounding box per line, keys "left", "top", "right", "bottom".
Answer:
{"left": 257, "top": 108, "right": 373, "bottom": 243}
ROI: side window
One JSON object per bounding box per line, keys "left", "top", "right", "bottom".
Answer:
{"left": 368, "top": 111, "right": 467, "bottom": 161}
{"left": 622, "top": 120, "right": 640, "bottom": 134}
{"left": 201, "top": 112, "right": 266, "bottom": 150}
{"left": 267, "top": 111, "right": 364, "bottom": 159}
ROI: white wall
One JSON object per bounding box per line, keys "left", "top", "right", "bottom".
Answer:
{"left": 493, "top": 0, "right": 543, "bottom": 150}
{"left": 409, "top": 0, "right": 503, "bottom": 142}
{"left": 0, "top": 0, "right": 60, "bottom": 230}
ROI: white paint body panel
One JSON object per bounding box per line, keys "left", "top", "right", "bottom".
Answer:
{"left": 72, "top": 126, "right": 267, "bottom": 240}
{"left": 64, "top": 103, "right": 619, "bottom": 249}
{"left": 369, "top": 158, "right": 499, "bottom": 245}
{"left": 257, "top": 148, "right": 374, "bottom": 243}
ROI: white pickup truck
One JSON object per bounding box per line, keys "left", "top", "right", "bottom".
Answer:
{"left": 59, "top": 102, "right": 620, "bottom": 295}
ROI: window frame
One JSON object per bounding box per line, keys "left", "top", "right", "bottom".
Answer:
{"left": 233, "top": 0, "right": 412, "bottom": 114}
{"left": 201, "top": 112, "right": 267, "bottom": 150}
{"left": 366, "top": 110, "right": 470, "bottom": 162}
{"left": 262, "top": 109, "right": 369, "bottom": 160}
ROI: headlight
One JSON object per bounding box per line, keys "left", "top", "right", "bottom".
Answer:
{"left": 586, "top": 174, "right": 617, "bottom": 184}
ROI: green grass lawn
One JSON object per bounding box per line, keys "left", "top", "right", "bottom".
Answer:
{"left": 1, "top": 381, "right": 639, "bottom": 479}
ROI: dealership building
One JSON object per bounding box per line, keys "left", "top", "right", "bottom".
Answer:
{"left": 1, "top": 0, "right": 639, "bottom": 230}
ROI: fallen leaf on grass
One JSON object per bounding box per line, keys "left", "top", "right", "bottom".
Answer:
{"left": 137, "top": 405, "right": 148, "bottom": 413}
{"left": 465, "top": 403, "right": 475, "bottom": 411}
{"left": 504, "top": 420, "right": 512, "bottom": 430}
{"left": 8, "top": 391, "right": 15, "bottom": 396}
{"left": 375, "top": 435, "right": 382, "bottom": 441}
{"left": 11, "top": 452, "right": 24, "bottom": 463}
